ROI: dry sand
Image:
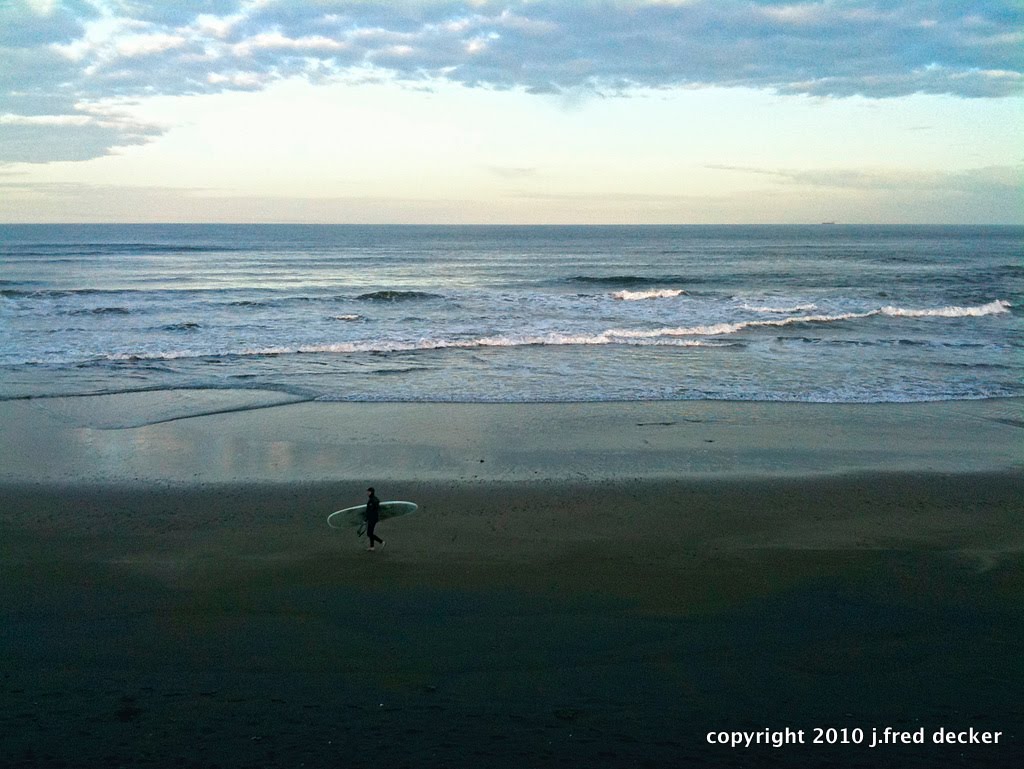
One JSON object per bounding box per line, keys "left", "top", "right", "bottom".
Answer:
{"left": 1, "top": 393, "right": 1022, "bottom": 767}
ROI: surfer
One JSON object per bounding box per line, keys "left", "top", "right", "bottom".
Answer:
{"left": 366, "top": 487, "right": 385, "bottom": 551}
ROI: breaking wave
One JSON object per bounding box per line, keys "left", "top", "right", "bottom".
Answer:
{"left": 741, "top": 303, "right": 819, "bottom": 313}
{"left": 103, "top": 336, "right": 723, "bottom": 362}
{"left": 613, "top": 289, "right": 687, "bottom": 301}
{"left": 92, "top": 298, "right": 1012, "bottom": 364}
{"left": 879, "top": 300, "right": 1011, "bottom": 318}
{"left": 623, "top": 300, "right": 1012, "bottom": 338}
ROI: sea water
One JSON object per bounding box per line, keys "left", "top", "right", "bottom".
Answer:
{"left": 1, "top": 224, "right": 1020, "bottom": 403}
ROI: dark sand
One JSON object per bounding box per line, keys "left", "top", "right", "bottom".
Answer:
{"left": 1, "top": 394, "right": 1022, "bottom": 767}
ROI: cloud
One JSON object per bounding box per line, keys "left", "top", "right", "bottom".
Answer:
{"left": 0, "top": 100, "right": 163, "bottom": 162}
{"left": 2, "top": 1, "right": 1022, "bottom": 163}
{"left": 707, "top": 162, "right": 1024, "bottom": 194}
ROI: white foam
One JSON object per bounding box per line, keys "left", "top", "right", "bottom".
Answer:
{"left": 605, "top": 311, "right": 873, "bottom": 339}
{"left": 880, "top": 299, "right": 1011, "bottom": 318}
{"left": 95, "top": 299, "right": 1013, "bottom": 362}
{"left": 102, "top": 334, "right": 720, "bottom": 361}
{"left": 612, "top": 289, "right": 686, "bottom": 301}
{"left": 741, "top": 303, "right": 819, "bottom": 314}
{"left": 472, "top": 333, "right": 711, "bottom": 348}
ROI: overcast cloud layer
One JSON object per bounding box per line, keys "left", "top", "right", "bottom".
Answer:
{"left": 2, "top": 0, "right": 1022, "bottom": 163}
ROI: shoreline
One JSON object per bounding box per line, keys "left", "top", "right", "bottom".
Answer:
{"left": 1, "top": 392, "right": 1020, "bottom": 485}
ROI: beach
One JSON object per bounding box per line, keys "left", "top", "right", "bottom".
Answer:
{"left": 1, "top": 393, "right": 1022, "bottom": 767}
{"left": 3, "top": 0, "right": 1022, "bottom": 762}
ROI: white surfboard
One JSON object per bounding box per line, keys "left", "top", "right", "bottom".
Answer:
{"left": 327, "top": 501, "right": 418, "bottom": 531}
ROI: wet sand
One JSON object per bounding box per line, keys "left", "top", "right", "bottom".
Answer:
{"left": 1, "top": 393, "right": 1022, "bottom": 767}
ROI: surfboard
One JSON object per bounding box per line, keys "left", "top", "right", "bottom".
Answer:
{"left": 327, "top": 501, "right": 418, "bottom": 531}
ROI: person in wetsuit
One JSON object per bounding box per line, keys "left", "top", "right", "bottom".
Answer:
{"left": 365, "top": 487, "right": 385, "bottom": 551}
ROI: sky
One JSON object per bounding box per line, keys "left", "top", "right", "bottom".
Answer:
{"left": 0, "top": 0, "right": 1021, "bottom": 224}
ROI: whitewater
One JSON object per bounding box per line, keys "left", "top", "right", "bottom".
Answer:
{"left": 1, "top": 224, "right": 1021, "bottom": 403}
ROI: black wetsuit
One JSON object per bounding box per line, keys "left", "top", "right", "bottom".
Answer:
{"left": 366, "top": 493, "right": 383, "bottom": 546}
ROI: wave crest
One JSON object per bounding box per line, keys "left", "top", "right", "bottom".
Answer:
{"left": 741, "top": 303, "right": 819, "bottom": 313}
{"left": 613, "top": 289, "right": 687, "bottom": 301}
{"left": 880, "top": 299, "right": 1011, "bottom": 318}
{"left": 356, "top": 290, "right": 442, "bottom": 302}
{"left": 91, "top": 299, "right": 1014, "bottom": 363}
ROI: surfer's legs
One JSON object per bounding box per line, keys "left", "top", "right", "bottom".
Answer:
{"left": 367, "top": 520, "right": 384, "bottom": 548}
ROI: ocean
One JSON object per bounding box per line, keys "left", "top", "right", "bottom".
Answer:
{"left": 1, "top": 224, "right": 1020, "bottom": 404}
